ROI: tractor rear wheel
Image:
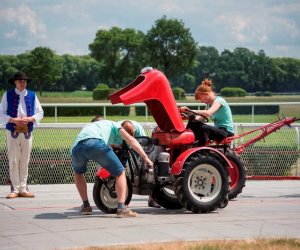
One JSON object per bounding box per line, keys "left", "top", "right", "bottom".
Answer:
{"left": 226, "top": 150, "right": 246, "bottom": 200}
{"left": 174, "top": 154, "right": 229, "bottom": 213}
{"left": 93, "top": 176, "right": 132, "bottom": 214}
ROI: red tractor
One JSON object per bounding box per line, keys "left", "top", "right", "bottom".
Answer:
{"left": 93, "top": 67, "right": 234, "bottom": 213}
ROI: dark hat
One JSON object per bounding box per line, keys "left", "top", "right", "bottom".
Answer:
{"left": 8, "top": 71, "right": 32, "bottom": 85}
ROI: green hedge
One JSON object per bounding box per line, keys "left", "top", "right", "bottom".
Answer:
{"left": 221, "top": 87, "right": 247, "bottom": 97}
{"left": 231, "top": 105, "right": 279, "bottom": 115}
{"left": 172, "top": 87, "right": 186, "bottom": 100}
{"left": 93, "top": 89, "right": 110, "bottom": 100}
{"left": 43, "top": 106, "right": 130, "bottom": 117}
{"left": 92, "top": 83, "right": 112, "bottom": 100}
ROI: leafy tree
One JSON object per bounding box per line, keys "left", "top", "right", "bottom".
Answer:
{"left": 191, "top": 46, "right": 220, "bottom": 90}
{"left": 56, "top": 55, "right": 101, "bottom": 92}
{"left": 89, "top": 27, "right": 145, "bottom": 88}
{"left": 25, "top": 47, "right": 62, "bottom": 96}
{"left": 272, "top": 57, "right": 300, "bottom": 92}
{"left": 0, "top": 55, "right": 18, "bottom": 89}
{"left": 144, "top": 16, "right": 197, "bottom": 79}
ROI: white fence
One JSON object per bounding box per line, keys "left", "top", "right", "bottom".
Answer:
{"left": 0, "top": 123, "right": 299, "bottom": 185}
{"left": 42, "top": 102, "right": 300, "bottom": 123}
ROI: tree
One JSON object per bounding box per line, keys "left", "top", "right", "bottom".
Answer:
{"left": 192, "top": 46, "right": 220, "bottom": 89}
{"left": 144, "top": 16, "right": 197, "bottom": 79}
{"left": 89, "top": 27, "right": 145, "bottom": 88}
{"left": 26, "top": 47, "right": 62, "bottom": 96}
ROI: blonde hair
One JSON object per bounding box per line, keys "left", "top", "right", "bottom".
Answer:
{"left": 194, "top": 79, "right": 214, "bottom": 100}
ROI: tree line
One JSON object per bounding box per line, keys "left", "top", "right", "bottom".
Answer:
{"left": 0, "top": 16, "right": 299, "bottom": 96}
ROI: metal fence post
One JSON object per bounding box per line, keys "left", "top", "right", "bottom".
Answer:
{"left": 295, "top": 127, "right": 300, "bottom": 176}
{"left": 55, "top": 105, "right": 57, "bottom": 123}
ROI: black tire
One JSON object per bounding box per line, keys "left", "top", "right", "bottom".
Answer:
{"left": 93, "top": 176, "right": 132, "bottom": 214}
{"left": 174, "top": 154, "right": 229, "bottom": 213}
{"left": 151, "top": 184, "right": 183, "bottom": 209}
{"left": 226, "top": 150, "right": 246, "bottom": 200}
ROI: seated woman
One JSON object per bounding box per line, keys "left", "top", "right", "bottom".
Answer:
{"left": 179, "top": 79, "right": 234, "bottom": 146}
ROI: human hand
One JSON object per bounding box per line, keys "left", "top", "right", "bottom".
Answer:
{"left": 179, "top": 106, "right": 189, "bottom": 113}
{"left": 144, "top": 158, "right": 154, "bottom": 169}
{"left": 22, "top": 116, "right": 34, "bottom": 123}
{"left": 13, "top": 117, "right": 28, "bottom": 127}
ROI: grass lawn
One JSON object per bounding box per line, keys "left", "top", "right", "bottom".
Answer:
{"left": 76, "top": 238, "right": 300, "bottom": 250}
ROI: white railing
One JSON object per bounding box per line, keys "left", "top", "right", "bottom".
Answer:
{"left": 42, "top": 102, "right": 300, "bottom": 123}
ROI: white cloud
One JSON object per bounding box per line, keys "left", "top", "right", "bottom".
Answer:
{"left": 271, "top": 2, "right": 300, "bottom": 14}
{"left": 0, "top": 4, "right": 47, "bottom": 39}
{"left": 5, "top": 29, "right": 17, "bottom": 38}
{"left": 0, "top": 0, "right": 299, "bottom": 58}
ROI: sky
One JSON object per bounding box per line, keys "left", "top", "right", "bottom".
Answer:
{"left": 1, "top": 0, "right": 300, "bottom": 58}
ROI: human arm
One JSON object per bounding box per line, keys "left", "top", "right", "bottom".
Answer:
{"left": 179, "top": 101, "right": 222, "bottom": 118}
{"left": 119, "top": 128, "right": 153, "bottom": 168}
{"left": 0, "top": 93, "right": 10, "bottom": 125}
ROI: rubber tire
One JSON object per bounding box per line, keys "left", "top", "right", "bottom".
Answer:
{"left": 93, "top": 176, "right": 132, "bottom": 214}
{"left": 226, "top": 150, "right": 246, "bottom": 200}
{"left": 174, "top": 154, "right": 229, "bottom": 213}
{"left": 151, "top": 185, "right": 183, "bottom": 209}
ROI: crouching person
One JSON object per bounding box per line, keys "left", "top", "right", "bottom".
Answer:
{"left": 71, "top": 117, "right": 153, "bottom": 217}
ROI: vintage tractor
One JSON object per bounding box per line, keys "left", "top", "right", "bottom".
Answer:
{"left": 93, "top": 67, "right": 234, "bottom": 214}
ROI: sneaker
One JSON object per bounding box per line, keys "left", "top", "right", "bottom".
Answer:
{"left": 79, "top": 204, "right": 92, "bottom": 215}
{"left": 6, "top": 192, "right": 19, "bottom": 199}
{"left": 117, "top": 208, "right": 138, "bottom": 218}
{"left": 148, "top": 199, "right": 161, "bottom": 208}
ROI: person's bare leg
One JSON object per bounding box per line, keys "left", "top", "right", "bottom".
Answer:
{"left": 74, "top": 172, "right": 88, "bottom": 201}
{"left": 115, "top": 171, "right": 137, "bottom": 217}
{"left": 115, "top": 171, "right": 126, "bottom": 203}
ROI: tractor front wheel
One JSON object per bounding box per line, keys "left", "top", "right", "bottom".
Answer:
{"left": 151, "top": 184, "right": 183, "bottom": 209}
{"left": 174, "top": 154, "right": 229, "bottom": 213}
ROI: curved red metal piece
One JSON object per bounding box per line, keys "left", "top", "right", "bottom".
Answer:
{"left": 96, "top": 167, "right": 111, "bottom": 179}
{"left": 109, "top": 68, "right": 185, "bottom": 132}
{"left": 152, "top": 129, "right": 195, "bottom": 146}
{"left": 171, "top": 147, "right": 233, "bottom": 175}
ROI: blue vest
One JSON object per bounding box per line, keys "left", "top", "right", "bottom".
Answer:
{"left": 6, "top": 90, "right": 35, "bottom": 132}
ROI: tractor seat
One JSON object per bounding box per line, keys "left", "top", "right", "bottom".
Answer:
{"left": 152, "top": 130, "right": 195, "bottom": 146}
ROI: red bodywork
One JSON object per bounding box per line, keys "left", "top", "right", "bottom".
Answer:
{"left": 110, "top": 69, "right": 185, "bottom": 132}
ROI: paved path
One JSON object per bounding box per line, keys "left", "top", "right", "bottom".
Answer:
{"left": 1, "top": 181, "right": 300, "bottom": 250}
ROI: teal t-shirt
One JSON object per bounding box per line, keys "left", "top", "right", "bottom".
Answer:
{"left": 209, "top": 96, "right": 234, "bottom": 133}
{"left": 71, "top": 120, "right": 122, "bottom": 152}
{"left": 113, "top": 120, "right": 146, "bottom": 145}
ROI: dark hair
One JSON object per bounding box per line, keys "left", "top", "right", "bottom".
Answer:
{"left": 91, "top": 115, "right": 104, "bottom": 122}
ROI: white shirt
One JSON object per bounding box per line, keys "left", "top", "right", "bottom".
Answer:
{"left": 0, "top": 88, "right": 44, "bottom": 126}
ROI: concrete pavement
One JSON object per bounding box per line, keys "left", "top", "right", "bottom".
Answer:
{"left": 1, "top": 181, "right": 300, "bottom": 250}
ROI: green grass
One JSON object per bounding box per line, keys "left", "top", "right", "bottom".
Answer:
{"left": 40, "top": 90, "right": 92, "bottom": 97}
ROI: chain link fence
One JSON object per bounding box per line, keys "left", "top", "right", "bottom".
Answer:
{"left": 0, "top": 122, "right": 299, "bottom": 185}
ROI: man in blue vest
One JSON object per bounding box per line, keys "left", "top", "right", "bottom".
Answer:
{"left": 0, "top": 72, "right": 44, "bottom": 199}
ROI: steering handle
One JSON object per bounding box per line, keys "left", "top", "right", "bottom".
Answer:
{"left": 181, "top": 108, "right": 209, "bottom": 123}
